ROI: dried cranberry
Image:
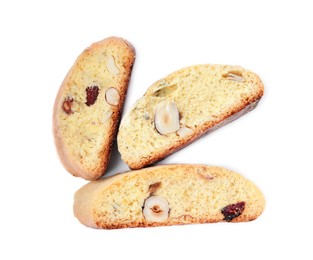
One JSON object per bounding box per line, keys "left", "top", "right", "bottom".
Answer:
{"left": 85, "top": 86, "right": 99, "bottom": 106}
{"left": 221, "top": 201, "right": 245, "bottom": 222}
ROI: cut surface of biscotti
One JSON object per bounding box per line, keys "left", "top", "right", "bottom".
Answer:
{"left": 53, "top": 37, "right": 135, "bottom": 180}
{"left": 73, "top": 165, "right": 265, "bottom": 229}
{"left": 117, "top": 64, "right": 264, "bottom": 169}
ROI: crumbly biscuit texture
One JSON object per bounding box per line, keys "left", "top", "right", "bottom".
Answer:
{"left": 117, "top": 64, "right": 263, "bottom": 169}
{"left": 74, "top": 165, "right": 265, "bottom": 229}
{"left": 53, "top": 37, "right": 135, "bottom": 180}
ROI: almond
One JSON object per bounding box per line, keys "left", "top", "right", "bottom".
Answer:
{"left": 105, "top": 88, "right": 120, "bottom": 106}
{"left": 106, "top": 55, "right": 120, "bottom": 75}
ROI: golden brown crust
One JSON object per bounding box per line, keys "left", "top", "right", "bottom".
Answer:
{"left": 53, "top": 36, "right": 135, "bottom": 180}
{"left": 94, "top": 212, "right": 262, "bottom": 229}
{"left": 73, "top": 164, "right": 265, "bottom": 229}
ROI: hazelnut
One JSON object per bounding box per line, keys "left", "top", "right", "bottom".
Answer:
{"left": 62, "top": 98, "right": 74, "bottom": 114}
{"left": 143, "top": 195, "right": 170, "bottom": 222}
{"left": 154, "top": 102, "right": 180, "bottom": 135}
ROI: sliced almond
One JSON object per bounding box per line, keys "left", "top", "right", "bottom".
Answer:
{"left": 223, "top": 71, "right": 245, "bottom": 82}
{"left": 105, "top": 88, "right": 120, "bottom": 106}
{"left": 154, "top": 102, "right": 180, "bottom": 135}
{"left": 177, "top": 126, "right": 194, "bottom": 138}
{"left": 106, "top": 55, "right": 120, "bottom": 75}
{"left": 143, "top": 195, "right": 170, "bottom": 222}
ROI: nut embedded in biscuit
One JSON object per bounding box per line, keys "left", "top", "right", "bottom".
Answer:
{"left": 177, "top": 126, "right": 194, "bottom": 137}
{"left": 148, "top": 182, "right": 162, "bottom": 194}
{"left": 62, "top": 97, "right": 74, "bottom": 114}
{"left": 105, "top": 87, "right": 120, "bottom": 106}
{"left": 154, "top": 102, "right": 180, "bottom": 135}
{"left": 223, "top": 71, "right": 245, "bottom": 83}
{"left": 143, "top": 195, "right": 170, "bottom": 222}
{"left": 106, "top": 55, "right": 120, "bottom": 75}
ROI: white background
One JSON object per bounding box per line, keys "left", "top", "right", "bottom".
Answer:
{"left": 1, "top": 0, "right": 312, "bottom": 259}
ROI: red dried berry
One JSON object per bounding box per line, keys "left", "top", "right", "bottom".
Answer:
{"left": 221, "top": 201, "right": 245, "bottom": 222}
{"left": 62, "top": 98, "right": 74, "bottom": 114}
{"left": 85, "top": 86, "right": 99, "bottom": 106}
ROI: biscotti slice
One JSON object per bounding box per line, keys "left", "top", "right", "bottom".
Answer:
{"left": 53, "top": 37, "right": 135, "bottom": 180}
{"left": 117, "top": 64, "right": 263, "bottom": 169}
{"left": 74, "top": 165, "right": 265, "bottom": 229}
